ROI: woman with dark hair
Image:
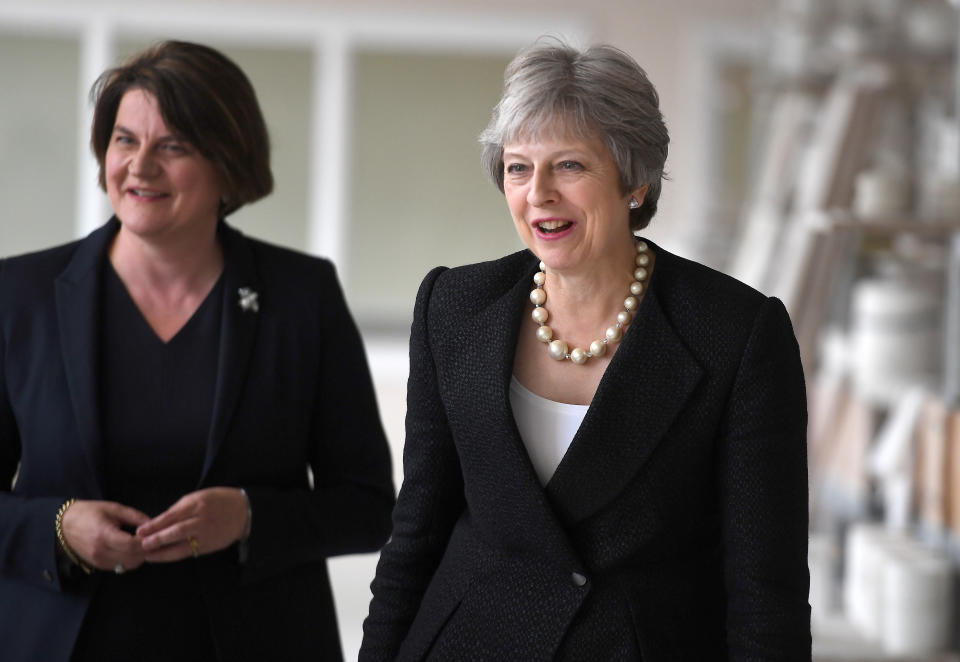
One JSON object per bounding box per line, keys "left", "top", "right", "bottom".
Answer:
{"left": 361, "top": 40, "right": 810, "bottom": 661}
{"left": 0, "top": 40, "right": 394, "bottom": 662}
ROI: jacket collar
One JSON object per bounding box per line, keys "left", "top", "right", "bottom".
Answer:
{"left": 467, "top": 256, "right": 587, "bottom": 568}
{"left": 53, "top": 217, "right": 261, "bottom": 491}
{"left": 55, "top": 219, "right": 120, "bottom": 495}
{"left": 544, "top": 250, "right": 704, "bottom": 524}
{"left": 199, "top": 221, "right": 260, "bottom": 482}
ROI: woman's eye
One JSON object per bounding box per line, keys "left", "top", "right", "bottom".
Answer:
{"left": 558, "top": 160, "right": 582, "bottom": 171}
{"left": 162, "top": 142, "right": 186, "bottom": 154}
{"left": 114, "top": 135, "right": 134, "bottom": 145}
{"left": 505, "top": 163, "right": 527, "bottom": 174}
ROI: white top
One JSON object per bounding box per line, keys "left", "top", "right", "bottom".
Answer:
{"left": 509, "top": 376, "right": 589, "bottom": 486}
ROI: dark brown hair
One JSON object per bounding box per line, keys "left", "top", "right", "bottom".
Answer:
{"left": 90, "top": 40, "right": 273, "bottom": 216}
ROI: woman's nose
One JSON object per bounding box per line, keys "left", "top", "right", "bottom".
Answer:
{"left": 527, "top": 169, "right": 557, "bottom": 207}
{"left": 128, "top": 148, "right": 158, "bottom": 177}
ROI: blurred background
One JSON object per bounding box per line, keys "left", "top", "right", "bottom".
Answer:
{"left": 1, "top": 0, "right": 958, "bottom": 658}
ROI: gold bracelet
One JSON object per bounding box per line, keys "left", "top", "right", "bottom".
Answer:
{"left": 55, "top": 499, "right": 93, "bottom": 575}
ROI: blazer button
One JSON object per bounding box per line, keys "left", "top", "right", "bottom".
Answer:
{"left": 571, "top": 571, "right": 587, "bottom": 587}
{"left": 43, "top": 569, "right": 53, "bottom": 583}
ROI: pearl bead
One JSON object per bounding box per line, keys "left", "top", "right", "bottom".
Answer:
{"left": 636, "top": 253, "right": 650, "bottom": 266}
{"left": 589, "top": 339, "right": 606, "bottom": 356}
{"left": 617, "top": 311, "right": 631, "bottom": 325}
{"left": 606, "top": 325, "right": 622, "bottom": 342}
{"left": 634, "top": 267, "right": 648, "bottom": 281}
{"left": 533, "top": 272, "right": 546, "bottom": 286}
{"left": 548, "top": 339, "right": 568, "bottom": 360}
{"left": 539, "top": 261, "right": 546, "bottom": 271}
{"left": 536, "top": 325, "right": 553, "bottom": 343}
{"left": 530, "top": 288, "right": 546, "bottom": 305}
{"left": 636, "top": 241, "right": 648, "bottom": 253}
{"left": 624, "top": 296, "right": 638, "bottom": 311}
{"left": 630, "top": 281, "right": 643, "bottom": 296}
{"left": 531, "top": 307, "right": 548, "bottom": 324}
{"left": 570, "top": 347, "right": 588, "bottom": 364}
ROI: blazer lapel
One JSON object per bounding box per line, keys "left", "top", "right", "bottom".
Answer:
{"left": 198, "top": 222, "right": 260, "bottom": 484}
{"left": 545, "top": 251, "right": 704, "bottom": 526}
{"left": 54, "top": 219, "right": 121, "bottom": 496}
{"left": 466, "top": 255, "right": 585, "bottom": 569}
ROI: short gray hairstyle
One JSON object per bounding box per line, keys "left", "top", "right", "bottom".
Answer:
{"left": 479, "top": 39, "right": 669, "bottom": 230}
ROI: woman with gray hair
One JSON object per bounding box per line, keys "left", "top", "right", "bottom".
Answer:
{"left": 362, "top": 39, "right": 810, "bottom": 661}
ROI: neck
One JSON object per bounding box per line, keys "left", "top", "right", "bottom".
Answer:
{"left": 542, "top": 239, "right": 637, "bottom": 336}
{"left": 109, "top": 220, "right": 223, "bottom": 298}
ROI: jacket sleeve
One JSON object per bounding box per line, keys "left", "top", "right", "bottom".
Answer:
{"left": 719, "top": 296, "right": 811, "bottom": 661}
{"left": 359, "top": 266, "right": 465, "bottom": 661}
{"left": 0, "top": 258, "right": 68, "bottom": 593}
{"left": 239, "top": 260, "right": 396, "bottom": 581}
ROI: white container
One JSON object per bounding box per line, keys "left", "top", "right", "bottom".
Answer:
{"left": 845, "top": 524, "right": 955, "bottom": 651}
{"left": 809, "top": 533, "right": 837, "bottom": 624}
{"left": 844, "top": 524, "right": 892, "bottom": 638}
{"left": 881, "top": 547, "right": 953, "bottom": 655}
{"left": 851, "top": 277, "right": 941, "bottom": 407}
{"left": 853, "top": 168, "right": 909, "bottom": 219}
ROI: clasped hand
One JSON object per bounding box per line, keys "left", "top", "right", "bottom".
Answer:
{"left": 61, "top": 487, "right": 250, "bottom": 572}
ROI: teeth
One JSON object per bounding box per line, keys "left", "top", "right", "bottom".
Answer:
{"left": 132, "top": 189, "right": 164, "bottom": 198}
{"left": 538, "top": 220, "right": 571, "bottom": 230}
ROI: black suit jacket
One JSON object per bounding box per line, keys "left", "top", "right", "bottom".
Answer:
{"left": 361, "top": 243, "right": 810, "bottom": 661}
{"left": 0, "top": 218, "right": 395, "bottom": 662}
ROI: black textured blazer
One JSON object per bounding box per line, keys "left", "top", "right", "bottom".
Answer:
{"left": 361, "top": 241, "right": 811, "bottom": 661}
{"left": 0, "top": 218, "right": 395, "bottom": 662}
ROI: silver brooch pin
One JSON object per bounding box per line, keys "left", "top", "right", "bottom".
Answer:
{"left": 238, "top": 287, "right": 259, "bottom": 313}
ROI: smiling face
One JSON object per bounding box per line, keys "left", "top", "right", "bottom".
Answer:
{"left": 503, "top": 131, "right": 644, "bottom": 275}
{"left": 105, "top": 88, "right": 223, "bottom": 244}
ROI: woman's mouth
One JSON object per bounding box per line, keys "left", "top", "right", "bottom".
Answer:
{"left": 536, "top": 219, "right": 574, "bottom": 233}
{"left": 128, "top": 188, "right": 168, "bottom": 200}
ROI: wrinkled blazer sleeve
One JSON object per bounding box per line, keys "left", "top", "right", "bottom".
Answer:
{"left": 360, "top": 266, "right": 464, "bottom": 661}
{"left": 719, "top": 296, "right": 811, "bottom": 660}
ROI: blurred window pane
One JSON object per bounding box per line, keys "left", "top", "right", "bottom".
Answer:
{"left": 0, "top": 33, "right": 80, "bottom": 256}
{"left": 347, "top": 51, "right": 519, "bottom": 329}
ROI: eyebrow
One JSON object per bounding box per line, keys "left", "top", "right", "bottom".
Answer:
{"left": 503, "top": 149, "right": 589, "bottom": 161}
{"left": 112, "top": 124, "right": 178, "bottom": 142}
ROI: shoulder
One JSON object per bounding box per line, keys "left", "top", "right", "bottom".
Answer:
{"left": 230, "top": 230, "right": 335, "bottom": 279}
{"left": 0, "top": 237, "right": 88, "bottom": 317}
{"left": 427, "top": 249, "right": 536, "bottom": 312}
{"left": 221, "top": 224, "right": 341, "bottom": 304}
{"left": 645, "top": 240, "right": 785, "bottom": 363}
{"left": 1, "top": 238, "right": 85, "bottom": 284}
{"left": 650, "top": 241, "right": 766, "bottom": 318}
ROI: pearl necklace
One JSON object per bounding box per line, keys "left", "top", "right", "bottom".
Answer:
{"left": 529, "top": 240, "right": 651, "bottom": 365}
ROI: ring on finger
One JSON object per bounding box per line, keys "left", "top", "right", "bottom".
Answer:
{"left": 113, "top": 563, "right": 125, "bottom": 575}
{"left": 188, "top": 536, "right": 200, "bottom": 559}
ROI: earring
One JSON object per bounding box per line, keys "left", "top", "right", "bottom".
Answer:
{"left": 628, "top": 197, "right": 640, "bottom": 210}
